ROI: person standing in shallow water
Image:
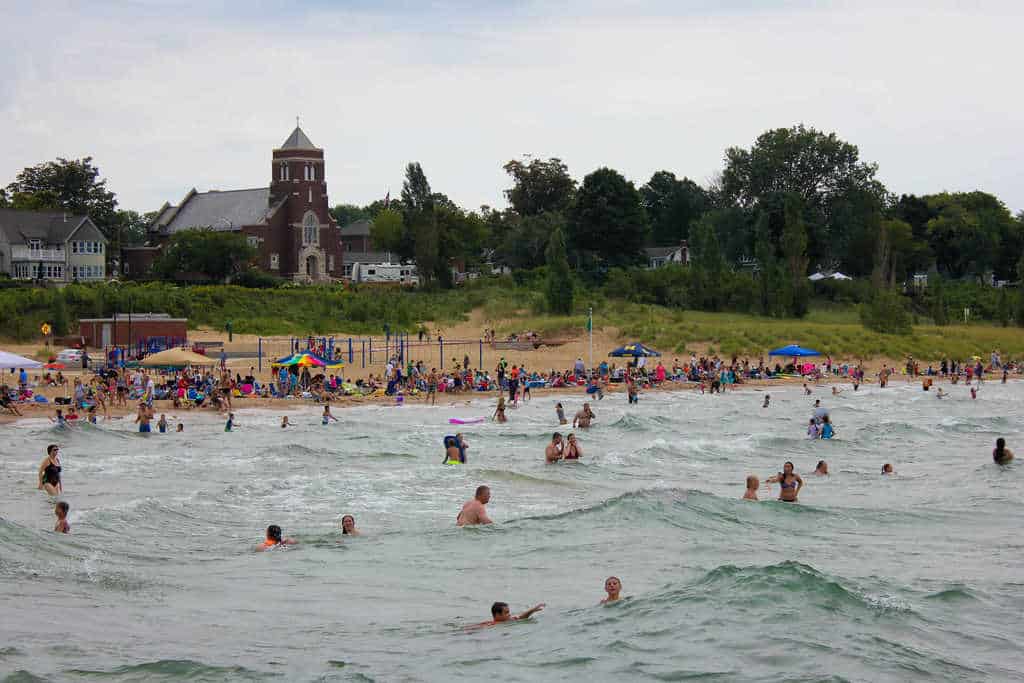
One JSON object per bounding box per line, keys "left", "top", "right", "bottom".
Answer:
{"left": 457, "top": 486, "right": 493, "bottom": 526}
{"left": 993, "top": 438, "right": 1014, "bottom": 465}
{"left": 767, "top": 462, "right": 803, "bottom": 502}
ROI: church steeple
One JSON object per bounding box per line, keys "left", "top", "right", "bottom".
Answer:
{"left": 280, "top": 126, "right": 317, "bottom": 151}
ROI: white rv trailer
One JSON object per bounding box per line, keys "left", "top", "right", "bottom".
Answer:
{"left": 351, "top": 262, "right": 419, "bottom": 286}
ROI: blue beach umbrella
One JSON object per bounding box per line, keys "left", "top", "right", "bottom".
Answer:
{"left": 609, "top": 342, "right": 662, "bottom": 357}
{"left": 768, "top": 344, "right": 821, "bottom": 357}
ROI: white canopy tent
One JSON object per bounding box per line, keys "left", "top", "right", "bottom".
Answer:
{"left": 808, "top": 272, "right": 828, "bottom": 282}
{"left": 0, "top": 351, "right": 43, "bottom": 370}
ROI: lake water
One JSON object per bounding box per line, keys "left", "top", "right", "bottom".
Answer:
{"left": 1, "top": 381, "right": 1022, "bottom": 682}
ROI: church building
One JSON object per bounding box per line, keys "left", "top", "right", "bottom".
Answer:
{"left": 124, "top": 126, "right": 344, "bottom": 282}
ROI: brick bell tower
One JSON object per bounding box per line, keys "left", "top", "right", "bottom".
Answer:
{"left": 270, "top": 122, "right": 342, "bottom": 281}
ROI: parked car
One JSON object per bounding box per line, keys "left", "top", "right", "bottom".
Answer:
{"left": 56, "top": 348, "right": 83, "bottom": 365}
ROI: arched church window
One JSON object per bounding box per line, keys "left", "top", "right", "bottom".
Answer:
{"left": 303, "top": 212, "right": 318, "bottom": 245}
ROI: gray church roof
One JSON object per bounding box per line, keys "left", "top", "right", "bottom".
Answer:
{"left": 0, "top": 208, "right": 99, "bottom": 245}
{"left": 158, "top": 188, "right": 272, "bottom": 234}
{"left": 340, "top": 219, "right": 373, "bottom": 237}
{"left": 280, "top": 126, "right": 317, "bottom": 150}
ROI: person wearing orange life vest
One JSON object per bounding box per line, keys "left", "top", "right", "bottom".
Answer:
{"left": 256, "top": 524, "right": 297, "bottom": 551}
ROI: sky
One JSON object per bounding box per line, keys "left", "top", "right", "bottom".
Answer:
{"left": 1, "top": 0, "right": 1021, "bottom": 215}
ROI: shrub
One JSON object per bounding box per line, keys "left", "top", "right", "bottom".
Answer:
{"left": 860, "top": 290, "right": 912, "bottom": 335}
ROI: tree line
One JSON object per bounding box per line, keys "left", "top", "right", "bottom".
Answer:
{"left": 3, "top": 125, "right": 1022, "bottom": 328}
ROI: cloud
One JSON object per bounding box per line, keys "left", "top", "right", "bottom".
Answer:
{"left": 0, "top": 1, "right": 1021, "bottom": 214}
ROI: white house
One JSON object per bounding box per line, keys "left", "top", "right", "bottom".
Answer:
{"left": 644, "top": 241, "right": 690, "bottom": 269}
{"left": 0, "top": 209, "right": 107, "bottom": 283}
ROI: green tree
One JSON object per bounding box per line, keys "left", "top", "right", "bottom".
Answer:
{"left": 780, "top": 195, "right": 811, "bottom": 317}
{"left": 997, "top": 287, "right": 1011, "bottom": 327}
{"left": 413, "top": 216, "right": 439, "bottom": 286}
{"left": 5, "top": 157, "right": 119, "bottom": 236}
{"left": 503, "top": 157, "right": 576, "bottom": 217}
{"left": 569, "top": 168, "right": 648, "bottom": 269}
{"left": 544, "top": 226, "right": 574, "bottom": 314}
{"left": 152, "top": 229, "right": 256, "bottom": 282}
{"left": 330, "top": 203, "right": 371, "bottom": 226}
{"left": 50, "top": 290, "right": 69, "bottom": 337}
{"left": 721, "top": 125, "right": 885, "bottom": 268}
{"left": 639, "top": 171, "right": 708, "bottom": 246}
{"left": 860, "top": 290, "right": 912, "bottom": 335}
{"left": 928, "top": 275, "right": 949, "bottom": 326}
{"left": 1017, "top": 255, "right": 1024, "bottom": 328}
{"left": 689, "top": 213, "right": 727, "bottom": 310}
{"left": 401, "top": 162, "right": 434, "bottom": 216}
{"left": 370, "top": 209, "right": 405, "bottom": 253}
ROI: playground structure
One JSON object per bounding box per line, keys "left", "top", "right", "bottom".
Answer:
{"left": 255, "top": 334, "right": 487, "bottom": 373}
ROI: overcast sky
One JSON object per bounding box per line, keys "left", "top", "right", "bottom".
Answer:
{"left": 1, "top": 1, "right": 1021, "bottom": 215}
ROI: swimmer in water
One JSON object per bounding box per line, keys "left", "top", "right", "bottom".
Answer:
{"left": 158, "top": 414, "right": 168, "bottom": 433}
{"left": 176, "top": 423, "right": 184, "bottom": 432}
{"left": 970, "top": 386, "right": 977, "bottom": 400}
{"left": 803, "top": 383, "right": 812, "bottom": 395}
{"left": 556, "top": 402, "right": 567, "bottom": 425}
{"left": 936, "top": 388, "right": 947, "bottom": 399}
{"left": 762, "top": 394, "right": 770, "bottom": 408}
{"left": 38, "top": 444, "right": 62, "bottom": 495}
{"left": 281, "top": 415, "right": 289, "bottom": 428}
{"left": 341, "top": 514, "right": 361, "bottom": 536}
{"left": 881, "top": 463, "right": 895, "bottom": 475}
{"left": 443, "top": 435, "right": 467, "bottom": 465}
{"left": 767, "top": 461, "right": 803, "bottom": 502}
{"left": 743, "top": 475, "right": 759, "bottom": 500}
{"left": 563, "top": 433, "right": 582, "bottom": 460}
{"left": 134, "top": 403, "right": 152, "bottom": 433}
{"left": 814, "top": 460, "right": 829, "bottom": 476}
{"left": 493, "top": 397, "right": 507, "bottom": 423}
{"left": 54, "top": 501, "right": 69, "bottom": 533}
{"left": 471, "top": 601, "right": 545, "bottom": 628}
{"left": 573, "top": 403, "right": 595, "bottom": 429}
{"left": 322, "top": 406, "right": 338, "bottom": 425}
{"left": 256, "top": 524, "right": 297, "bottom": 551}
{"left": 993, "top": 438, "right": 1014, "bottom": 465}
{"left": 820, "top": 415, "right": 834, "bottom": 439}
{"left": 51, "top": 408, "right": 67, "bottom": 427}
{"left": 225, "top": 413, "right": 235, "bottom": 432}
{"left": 456, "top": 485, "right": 493, "bottom": 526}
{"left": 832, "top": 386, "right": 843, "bottom": 396}
{"left": 807, "top": 418, "right": 820, "bottom": 440}
{"left": 601, "top": 576, "right": 622, "bottom": 604}
{"left": 545, "top": 432, "right": 564, "bottom": 463}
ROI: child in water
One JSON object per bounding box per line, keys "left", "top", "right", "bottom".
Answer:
{"left": 322, "top": 406, "right": 338, "bottom": 424}
{"left": 54, "top": 501, "right": 70, "bottom": 533}
{"left": 281, "top": 416, "right": 289, "bottom": 428}
{"left": 807, "top": 418, "right": 820, "bottom": 439}
{"left": 225, "top": 413, "right": 235, "bottom": 432}
{"left": 743, "top": 475, "right": 759, "bottom": 500}
{"left": 52, "top": 408, "right": 67, "bottom": 427}
{"left": 601, "top": 576, "right": 622, "bottom": 604}
{"left": 556, "top": 403, "right": 567, "bottom": 425}
{"left": 158, "top": 414, "right": 168, "bottom": 433}
{"left": 256, "top": 524, "right": 297, "bottom": 551}
{"left": 493, "top": 397, "right": 507, "bottom": 423}
{"left": 820, "top": 415, "right": 834, "bottom": 439}
{"left": 176, "top": 423, "right": 184, "bottom": 432}
{"left": 762, "top": 394, "right": 770, "bottom": 408}
{"left": 881, "top": 463, "right": 895, "bottom": 475}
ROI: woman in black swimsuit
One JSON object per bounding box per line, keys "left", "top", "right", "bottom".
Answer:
{"left": 38, "top": 444, "right": 62, "bottom": 495}
{"left": 767, "top": 461, "right": 802, "bottom": 502}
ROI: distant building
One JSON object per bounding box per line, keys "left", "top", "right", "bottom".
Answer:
{"left": 124, "top": 126, "right": 344, "bottom": 282}
{"left": 340, "top": 219, "right": 374, "bottom": 253}
{"left": 79, "top": 313, "right": 188, "bottom": 348}
{"left": 0, "top": 209, "right": 107, "bottom": 283}
{"left": 644, "top": 241, "right": 689, "bottom": 269}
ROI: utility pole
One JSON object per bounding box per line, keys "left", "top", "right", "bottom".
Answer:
{"left": 588, "top": 306, "right": 593, "bottom": 380}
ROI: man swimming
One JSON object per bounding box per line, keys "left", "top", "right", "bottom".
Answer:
{"left": 456, "top": 486, "right": 493, "bottom": 526}
{"left": 573, "top": 403, "right": 595, "bottom": 429}
{"left": 54, "top": 501, "right": 70, "bottom": 533}
{"left": 471, "top": 601, "right": 545, "bottom": 628}
{"left": 256, "top": 524, "right": 297, "bottom": 551}
{"left": 545, "top": 433, "right": 564, "bottom": 463}
{"left": 601, "top": 577, "right": 622, "bottom": 604}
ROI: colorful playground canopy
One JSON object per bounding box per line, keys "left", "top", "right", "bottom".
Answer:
{"left": 0, "top": 350, "right": 42, "bottom": 370}
{"left": 768, "top": 344, "right": 821, "bottom": 357}
{"left": 141, "top": 348, "right": 216, "bottom": 367}
{"left": 272, "top": 351, "right": 344, "bottom": 369}
{"left": 609, "top": 342, "right": 662, "bottom": 357}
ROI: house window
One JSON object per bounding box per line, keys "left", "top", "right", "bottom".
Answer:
{"left": 270, "top": 253, "right": 280, "bottom": 270}
{"left": 328, "top": 255, "right": 334, "bottom": 271}
{"left": 302, "top": 213, "right": 318, "bottom": 245}
{"left": 71, "top": 241, "right": 78, "bottom": 254}
{"left": 367, "top": 269, "right": 376, "bottom": 275}
{"left": 123, "top": 262, "right": 130, "bottom": 274}
{"left": 247, "top": 235, "right": 259, "bottom": 248}
{"left": 28, "top": 239, "right": 42, "bottom": 251}
{"left": 280, "top": 163, "right": 289, "bottom": 181}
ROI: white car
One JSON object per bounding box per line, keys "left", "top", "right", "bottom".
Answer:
{"left": 56, "top": 349, "right": 83, "bottom": 365}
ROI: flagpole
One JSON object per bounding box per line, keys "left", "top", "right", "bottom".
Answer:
{"left": 588, "top": 306, "right": 593, "bottom": 380}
